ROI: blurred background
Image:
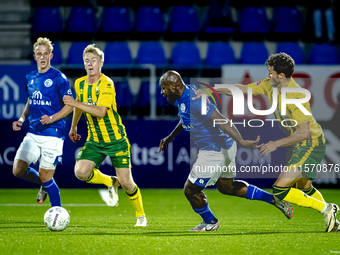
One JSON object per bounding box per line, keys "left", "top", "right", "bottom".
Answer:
{"left": 0, "top": 0, "right": 340, "bottom": 189}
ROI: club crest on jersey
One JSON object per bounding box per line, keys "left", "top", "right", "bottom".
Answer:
{"left": 44, "top": 79, "right": 53, "bottom": 87}
{"left": 180, "top": 103, "right": 186, "bottom": 112}
{"left": 95, "top": 86, "right": 99, "bottom": 96}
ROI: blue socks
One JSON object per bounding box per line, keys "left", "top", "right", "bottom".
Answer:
{"left": 43, "top": 179, "right": 61, "bottom": 207}
{"left": 22, "top": 167, "right": 41, "bottom": 184}
{"left": 246, "top": 184, "right": 273, "bottom": 204}
{"left": 192, "top": 203, "right": 216, "bottom": 223}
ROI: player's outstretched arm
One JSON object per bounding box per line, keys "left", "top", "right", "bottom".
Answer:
{"left": 13, "top": 99, "right": 30, "bottom": 131}
{"left": 63, "top": 95, "right": 107, "bottom": 118}
{"left": 210, "top": 109, "right": 259, "bottom": 149}
{"left": 69, "top": 107, "right": 83, "bottom": 143}
{"left": 195, "top": 84, "right": 247, "bottom": 98}
{"left": 159, "top": 120, "right": 184, "bottom": 152}
{"left": 40, "top": 105, "right": 73, "bottom": 125}
{"left": 259, "top": 122, "right": 310, "bottom": 156}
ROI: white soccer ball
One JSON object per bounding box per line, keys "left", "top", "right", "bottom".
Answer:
{"left": 44, "top": 206, "right": 70, "bottom": 231}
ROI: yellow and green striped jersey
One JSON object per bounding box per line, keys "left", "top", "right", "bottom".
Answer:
{"left": 74, "top": 74, "right": 127, "bottom": 144}
{"left": 246, "top": 78, "right": 325, "bottom": 147}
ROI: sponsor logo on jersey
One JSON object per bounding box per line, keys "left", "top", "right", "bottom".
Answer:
{"left": 116, "top": 151, "right": 129, "bottom": 157}
{"left": 44, "top": 79, "right": 53, "bottom": 87}
{"left": 30, "top": 90, "right": 52, "bottom": 106}
{"left": 180, "top": 103, "right": 186, "bottom": 112}
{"left": 32, "top": 90, "right": 42, "bottom": 99}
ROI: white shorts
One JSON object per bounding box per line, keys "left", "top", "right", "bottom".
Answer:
{"left": 14, "top": 133, "right": 64, "bottom": 170}
{"left": 188, "top": 142, "right": 237, "bottom": 187}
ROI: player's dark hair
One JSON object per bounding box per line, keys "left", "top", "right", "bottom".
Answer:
{"left": 266, "top": 53, "right": 295, "bottom": 78}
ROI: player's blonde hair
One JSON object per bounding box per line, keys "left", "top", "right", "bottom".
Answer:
{"left": 83, "top": 44, "right": 104, "bottom": 62}
{"left": 33, "top": 37, "right": 53, "bottom": 53}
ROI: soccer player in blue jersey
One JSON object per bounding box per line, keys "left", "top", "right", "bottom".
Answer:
{"left": 11, "top": 37, "right": 74, "bottom": 207}
{"left": 158, "top": 70, "right": 293, "bottom": 231}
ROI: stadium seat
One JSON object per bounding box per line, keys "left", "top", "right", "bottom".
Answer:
{"left": 133, "top": 6, "right": 165, "bottom": 40}
{"left": 276, "top": 42, "right": 304, "bottom": 64}
{"left": 236, "top": 6, "right": 270, "bottom": 41}
{"left": 67, "top": 42, "right": 89, "bottom": 64}
{"left": 114, "top": 80, "right": 133, "bottom": 116}
{"left": 137, "top": 42, "right": 166, "bottom": 65}
{"left": 131, "top": 42, "right": 167, "bottom": 77}
{"left": 63, "top": 41, "right": 89, "bottom": 77}
{"left": 51, "top": 42, "right": 63, "bottom": 65}
{"left": 199, "top": 2, "right": 235, "bottom": 41}
{"left": 206, "top": 42, "right": 236, "bottom": 66}
{"left": 171, "top": 42, "right": 201, "bottom": 77}
{"left": 103, "top": 42, "right": 132, "bottom": 77}
{"left": 64, "top": 6, "right": 97, "bottom": 41}
{"left": 269, "top": 6, "right": 303, "bottom": 41}
{"left": 165, "top": 5, "right": 200, "bottom": 41}
{"left": 97, "top": 6, "right": 131, "bottom": 41}
{"left": 310, "top": 43, "right": 340, "bottom": 64}
{"left": 240, "top": 42, "right": 269, "bottom": 64}
{"left": 202, "top": 42, "right": 235, "bottom": 77}
{"left": 32, "top": 7, "right": 63, "bottom": 41}
{"left": 172, "top": 42, "right": 200, "bottom": 65}
{"left": 105, "top": 42, "right": 132, "bottom": 64}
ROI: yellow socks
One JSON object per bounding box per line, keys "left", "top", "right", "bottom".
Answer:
{"left": 301, "top": 185, "right": 325, "bottom": 202}
{"left": 86, "top": 168, "right": 113, "bottom": 187}
{"left": 126, "top": 185, "right": 145, "bottom": 217}
{"left": 273, "top": 185, "right": 326, "bottom": 212}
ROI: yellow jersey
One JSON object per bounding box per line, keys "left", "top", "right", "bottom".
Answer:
{"left": 74, "top": 74, "right": 127, "bottom": 144}
{"left": 246, "top": 78, "right": 325, "bottom": 147}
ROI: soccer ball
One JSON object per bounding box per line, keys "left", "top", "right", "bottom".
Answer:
{"left": 44, "top": 206, "right": 70, "bottom": 231}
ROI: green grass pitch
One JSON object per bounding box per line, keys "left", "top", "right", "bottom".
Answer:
{"left": 0, "top": 188, "right": 339, "bottom": 255}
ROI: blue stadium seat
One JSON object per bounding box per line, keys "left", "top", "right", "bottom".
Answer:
{"left": 240, "top": 42, "right": 269, "bottom": 64}
{"left": 237, "top": 6, "right": 270, "bottom": 41}
{"left": 104, "top": 42, "right": 132, "bottom": 64}
{"left": 273, "top": 6, "right": 303, "bottom": 34}
{"left": 238, "top": 7, "right": 270, "bottom": 33}
{"left": 310, "top": 43, "right": 339, "bottom": 64}
{"left": 276, "top": 42, "right": 304, "bottom": 64}
{"left": 172, "top": 42, "right": 201, "bottom": 65}
{"left": 33, "top": 7, "right": 63, "bottom": 33}
{"left": 65, "top": 7, "right": 97, "bottom": 41}
{"left": 136, "top": 6, "right": 165, "bottom": 33}
{"left": 32, "top": 7, "right": 63, "bottom": 41}
{"left": 67, "top": 42, "right": 89, "bottom": 64}
{"left": 51, "top": 42, "right": 63, "bottom": 65}
{"left": 170, "top": 6, "right": 199, "bottom": 33}
{"left": 137, "top": 42, "right": 166, "bottom": 64}
{"left": 206, "top": 42, "right": 236, "bottom": 66}
{"left": 114, "top": 80, "right": 132, "bottom": 115}
{"left": 166, "top": 5, "right": 199, "bottom": 40}
{"left": 100, "top": 6, "right": 131, "bottom": 33}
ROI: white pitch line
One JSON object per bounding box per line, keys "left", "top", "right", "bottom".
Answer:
{"left": 0, "top": 203, "right": 107, "bottom": 207}
{"left": 0, "top": 189, "right": 110, "bottom": 207}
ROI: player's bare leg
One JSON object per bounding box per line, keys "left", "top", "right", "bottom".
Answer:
{"left": 75, "top": 159, "right": 119, "bottom": 206}
{"left": 116, "top": 168, "right": 146, "bottom": 226}
{"left": 184, "top": 180, "right": 219, "bottom": 231}
{"left": 13, "top": 159, "right": 42, "bottom": 185}
{"left": 216, "top": 178, "right": 293, "bottom": 219}
{"left": 13, "top": 159, "right": 46, "bottom": 203}
{"left": 273, "top": 167, "right": 338, "bottom": 232}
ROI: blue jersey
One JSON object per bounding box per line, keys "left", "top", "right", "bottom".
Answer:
{"left": 26, "top": 66, "right": 72, "bottom": 139}
{"left": 177, "top": 85, "right": 234, "bottom": 151}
